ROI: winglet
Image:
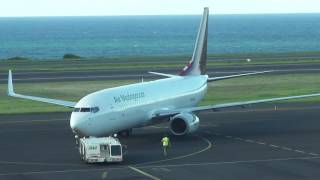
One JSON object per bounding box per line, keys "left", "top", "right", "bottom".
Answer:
{"left": 8, "top": 70, "right": 15, "bottom": 96}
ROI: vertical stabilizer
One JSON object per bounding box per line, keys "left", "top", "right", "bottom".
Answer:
{"left": 180, "top": 7, "right": 209, "bottom": 76}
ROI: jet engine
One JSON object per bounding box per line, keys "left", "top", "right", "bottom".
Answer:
{"left": 169, "top": 113, "right": 200, "bottom": 135}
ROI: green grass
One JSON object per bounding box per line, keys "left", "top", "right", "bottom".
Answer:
{"left": 0, "top": 80, "right": 138, "bottom": 114}
{"left": 201, "top": 73, "right": 320, "bottom": 105}
{"left": 1, "top": 73, "right": 320, "bottom": 114}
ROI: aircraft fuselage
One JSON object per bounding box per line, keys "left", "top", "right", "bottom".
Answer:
{"left": 70, "top": 75, "right": 208, "bottom": 137}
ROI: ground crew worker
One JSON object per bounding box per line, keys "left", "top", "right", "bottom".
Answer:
{"left": 161, "top": 135, "right": 170, "bottom": 157}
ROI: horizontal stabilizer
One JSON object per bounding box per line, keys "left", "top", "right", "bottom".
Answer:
{"left": 207, "top": 70, "right": 273, "bottom": 82}
{"left": 148, "top": 71, "right": 177, "bottom": 78}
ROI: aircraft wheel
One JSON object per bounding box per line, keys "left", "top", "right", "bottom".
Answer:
{"left": 119, "top": 129, "right": 132, "bottom": 137}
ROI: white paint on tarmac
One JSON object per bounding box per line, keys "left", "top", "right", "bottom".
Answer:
{"left": 213, "top": 132, "right": 319, "bottom": 157}
{"left": 132, "top": 135, "right": 212, "bottom": 166}
{"left": 138, "top": 156, "right": 320, "bottom": 169}
{"left": 128, "top": 166, "right": 161, "bottom": 180}
{"left": 1, "top": 156, "right": 319, "bottom": 177}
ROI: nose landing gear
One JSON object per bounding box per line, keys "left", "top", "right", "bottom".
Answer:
{"left": 118, "top": 129, "right": 133, "bottom": 137}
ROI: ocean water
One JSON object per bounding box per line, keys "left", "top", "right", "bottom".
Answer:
{"left": 0, "top": 14, "right": 320, "bottom": 59}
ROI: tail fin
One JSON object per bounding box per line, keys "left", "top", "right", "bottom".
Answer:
{"left": 180, "top": 7, "right": 209, "bottom": 76}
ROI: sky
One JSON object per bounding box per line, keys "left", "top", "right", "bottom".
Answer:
{"left": 1, "top": 0, "right": 320, "bottom": 17}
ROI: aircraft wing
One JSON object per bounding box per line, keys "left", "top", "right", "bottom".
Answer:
{"left": 207, "top": 70, "right": 272, "bottom": 82}
{"left": 151, "top": 92, "right": 320, "bottom": 119}
{"left": 7, "top": 70, "right": 77, "bottom": 108}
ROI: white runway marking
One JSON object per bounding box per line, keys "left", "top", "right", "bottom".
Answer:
{"left": 309, "top": 153, "right": 319, "bottom": 156}
{"left": 138, "top": 156, "right": 320, "bottom": 169}
{"left": 0, "top": 135, "right": 212, "bottom": 177}
{"left": 269, "top": 144, "right": 279, "bottom": 148}
{"left": 1, "top": 156, "right": 319, "bottom": 177}
{"left": 245, "top": 139, "right": 255, "bottom": 143}
{"left": 159, "top": 167, "right": 171, "bottom": 172}
{"left": 294, "top": 150, "right": 306, "bottom": 154}
{"left": 207, "top": 131, "right": 319, "bottom": 157}
{"left": 281, "top": 147, "right": 292, "bottom": 151}
{"left": 128, "top": 166, "right": 161, "bottom": 180}
{"left": 235, "top": 137, "right": 244, "bottom": 141}
{"left": 132, "top": 135, "right": 212, "bottom": 166}
{"left": 256, "top": 142, "right": 266, "bottom": 145}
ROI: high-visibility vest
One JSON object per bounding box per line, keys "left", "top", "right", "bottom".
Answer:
{"left": 162, "top": 137, "right": 169, "bottom": 146}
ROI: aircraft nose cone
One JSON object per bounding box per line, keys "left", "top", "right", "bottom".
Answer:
{"left": 70, "top": 113, "right": 80, "bottom": 133}
{"left": 70, "top": 116, "right": 78, "bottom": 131}
{"left": 70, "top": 113, "right": 88, "bottom": 136}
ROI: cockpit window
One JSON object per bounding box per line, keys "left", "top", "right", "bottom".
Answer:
{"left": 91, "top": 107, "right": 100, "bottom": 113}
{"left": 81, "top": 108, "right": 91, "bottom": 112}
{"left": 73, "top": 107, "right": 100, "bottom": 113}
{"left": 73, "top": 108, "right": 80, "bottom": 112}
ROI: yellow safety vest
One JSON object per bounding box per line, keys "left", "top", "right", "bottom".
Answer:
{"left": 162, "top": 137, "right": 169, "bottom": 146}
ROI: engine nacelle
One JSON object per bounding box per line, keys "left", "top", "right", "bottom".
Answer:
{"left": 169, "top": 113, "right": 200, "bottom": 136}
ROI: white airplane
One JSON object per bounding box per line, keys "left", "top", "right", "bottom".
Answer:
{"left": 7, "top": 7, "right": 320, "bottom": 137}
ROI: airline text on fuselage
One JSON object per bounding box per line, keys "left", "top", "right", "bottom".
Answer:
{"left": 113, "top": 92, "right": 145, "bottom": 103}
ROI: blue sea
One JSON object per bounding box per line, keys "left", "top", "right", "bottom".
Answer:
{"left": 0, "top": 14, "right": 320, "bottom": 59}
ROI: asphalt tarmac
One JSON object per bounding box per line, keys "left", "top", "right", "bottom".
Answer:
{"left": 0, "top": 103, "right": 320, "bottom": 180}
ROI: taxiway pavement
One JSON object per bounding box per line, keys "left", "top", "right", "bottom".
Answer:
{"left": 0, "top": 103, "right": 320, "bottom": 179}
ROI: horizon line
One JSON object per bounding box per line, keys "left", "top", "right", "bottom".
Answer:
{"left": 1, "top": 12, "right": 320, "bottom": 18}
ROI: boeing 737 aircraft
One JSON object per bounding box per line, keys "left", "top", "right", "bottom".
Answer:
{"left": 7, "top": 7, "right": 320, "bottom": 137}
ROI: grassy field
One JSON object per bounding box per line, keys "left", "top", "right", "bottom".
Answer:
{"left": 1, "top": 73, "right": 320, "bottom": 114}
